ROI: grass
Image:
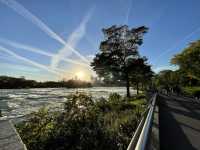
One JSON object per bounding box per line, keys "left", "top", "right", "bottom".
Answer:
{"left": 127, "top": 93, "right": 147, "bottom": 106}
{"left": 183, "top": 86, "right": 200, "bottom": 97}
{"left": 130, "top": 99, "right": 146, "bottom": 106}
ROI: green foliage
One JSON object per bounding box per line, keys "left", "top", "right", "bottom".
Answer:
{"left": 16, "top": 108, "right": 58, "bottom": 150}
{"left": 129, "top": 58, "right": 153, "bottom": 94}
{"left": 153, "top": 39, "right": 200, "bottom": 94}
{"left": 153, "top": 70, "right": 183, "bottom": 93}
{"left": 132, "top": 93, "right": 146, "bottom": 100}
{"left": 108, "top": 93, "right": 122, "bottom": 103}
{"left": 183, "top": 87, "right": 200, "bottom": 97}
{"left": 64, "top": 92, "right": 94, "bottom": 113}
{"left": 16, "top": 93, "right": 146, "bottom": 150}
{"left": 154, "top": 70, "right": 177, "bottom": 88}
{"left": 91, "top": 25, "right": 151, "bottom": 97}
{"left": 130, "top": 99, "right": 146, "bottom": 106}
{"left": 153, "top": 69, "right": 200, "bottom": 94}
{"left": 0, "top": 76, "right": 92, "bottom": 89}
{"left": 171, "top": 40, "right": 200, "bottom": 79}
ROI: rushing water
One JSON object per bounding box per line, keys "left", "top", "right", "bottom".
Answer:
{"left": 0, "top": 87, "right": 136, "bottom": 120}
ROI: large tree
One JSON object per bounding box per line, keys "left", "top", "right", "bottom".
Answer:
{"left": 171, "top": 40, "right": 200, "bottom": 79}
{"left": 154, "top": 70, "right": 180, "bottom": 92}
{"left": 91, "top": 25, "right": 149, "bottom": 97}
{"left": 129, "top": 57, "right": 153, "bottom": 94}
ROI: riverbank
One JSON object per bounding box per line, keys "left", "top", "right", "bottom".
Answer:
{"left": 16, "top": 92, "right": 146, "bottom": 150}
{"left": 0, "top": 76, "right": 92, "bottom": 89}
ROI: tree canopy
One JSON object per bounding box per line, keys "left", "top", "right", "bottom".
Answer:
{"left": 0, "top": 76, "right": 92, "bottom": 89}
{"left": 171, "top": 40, "right": 200, "bottom": 79}
{"left": 91, "top": 25, "right": 151, "bottom": 97}
{"left": 154, "top": 39, "right": 200, "bottom": 95}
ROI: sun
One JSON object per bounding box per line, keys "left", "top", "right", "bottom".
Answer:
{"left": 75, "top": 71, "right": 84, "bottom": 80}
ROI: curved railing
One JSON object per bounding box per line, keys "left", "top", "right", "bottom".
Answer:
{"left": 127, "top": 93, "right": 157, "bottom": 150}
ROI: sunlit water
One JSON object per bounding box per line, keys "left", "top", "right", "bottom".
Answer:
{"left": 0, "top": 87, "right": 136, "bottom": 120}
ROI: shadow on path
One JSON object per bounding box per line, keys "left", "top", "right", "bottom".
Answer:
{"left": 158, "top": 94, "right": 199, "bottom": 150}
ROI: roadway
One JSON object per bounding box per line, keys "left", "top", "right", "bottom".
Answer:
{"left": 158, "top": 94, "right": 200, "bottom": 150}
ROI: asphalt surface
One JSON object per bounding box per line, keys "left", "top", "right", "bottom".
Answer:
{"left": 158, "top": 94, "right": 200, "bottom": 150}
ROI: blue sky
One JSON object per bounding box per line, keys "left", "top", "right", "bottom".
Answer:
{"left": 0, "top": 0, "right": 200, "bottom": 81}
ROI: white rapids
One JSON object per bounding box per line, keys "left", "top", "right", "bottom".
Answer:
{"left": 0, "top": 87, "right": 136, "bottom": 120}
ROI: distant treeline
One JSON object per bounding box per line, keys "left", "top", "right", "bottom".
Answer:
{"left": 0, "top": 76, "right": 92, "bottom": 89}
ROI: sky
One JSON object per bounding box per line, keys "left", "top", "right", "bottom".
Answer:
{"left": 0, "top": 0, "right": 200, "bottom": 81}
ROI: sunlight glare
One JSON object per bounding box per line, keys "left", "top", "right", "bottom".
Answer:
{"left": 76, "top": 71, "right": 84, "bottom": 80}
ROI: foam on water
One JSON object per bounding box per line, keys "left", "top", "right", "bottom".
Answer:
{"left": 0, "top": 87, "right": 136, "bottom": 120}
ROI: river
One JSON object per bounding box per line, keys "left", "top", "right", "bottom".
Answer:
{"left": 0, "top": 87, "right": 136, "bottom": 120}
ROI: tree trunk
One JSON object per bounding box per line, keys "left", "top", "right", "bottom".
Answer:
{"left": 126, "top": 73, "right": 130, "bottom": 98}
{"left": 136, "top": 82, "right": 139, "bottom": 95}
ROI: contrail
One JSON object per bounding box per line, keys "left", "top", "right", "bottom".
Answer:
{"left": 0, "top": 0, "right": 89, "bottom": 63}
{"left": 0, "top": 45, "right": 60, "bottom": 75}
{"left": 0, "top": 38, "right": 90, "bottom": 68}
{"left": 51, "top": 7, "right": 94, "bottom": 69}
{"left": 0, "top": 45, "right": 74, "bottom": 76}
{"left": 60, "top": 31, "right": 97, "bottom": 50}
{"left": 154, "top": 26, "right": 200, "bottom": 66}
{"left": 124, "top": 0, "right": 133, "bottom": 24}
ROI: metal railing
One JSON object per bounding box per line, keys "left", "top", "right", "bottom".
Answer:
{"left": 127, "top": 93, "right": 157, "bottom": 150}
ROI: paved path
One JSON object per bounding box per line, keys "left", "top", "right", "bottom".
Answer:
{"left": 158, "top": 94, "right": 200, "bottom": 150}
{"left": 0, "top": 120, "right": 26, "bottom": 150}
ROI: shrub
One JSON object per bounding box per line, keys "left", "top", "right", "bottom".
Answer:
{"left": 108, "top": 93, "right": 122, "bottom": 103}
{"left": 183, "top": 87, "right": 200, "bottom": 98}
{"left": 16, "top": 92, "right": 146, "bottom": 150}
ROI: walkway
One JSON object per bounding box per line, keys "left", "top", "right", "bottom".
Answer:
{"left": 158, "top": 94, "right": 200, "bottom": 150}
{"left": 0, "top": 120, "right": 27, "bottom": 150}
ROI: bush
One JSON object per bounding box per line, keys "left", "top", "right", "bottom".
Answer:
{"left": 16, "top": 93, "right": 146, "bottom": 150}
{"left": 183, "top": 87, "right": 200, "bottom": 98}
{"left": 108, "top": 93, "right": 122, "bottom": 103}
{"left": 133, "top": 93, "right": 145, "bottom": 100}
